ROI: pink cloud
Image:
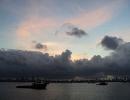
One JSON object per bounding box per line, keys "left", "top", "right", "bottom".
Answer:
{"left": 17, "top": 17, "right": 58, "bottom": 38}
{"left": 66, "top": 0, "right": 126, "bottom": 30}
{"left": 66, "top": 7, "right": 112, "bottom": 29}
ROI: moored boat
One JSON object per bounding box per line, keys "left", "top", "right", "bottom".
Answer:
{"left": 16, "top": 81, "right": 49, "bottom": 89}
{"left": 96, "top": 82, "right": 108, "bottom": 85}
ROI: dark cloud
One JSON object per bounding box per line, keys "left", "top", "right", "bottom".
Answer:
{"left": 66, "top": 27, "right": 87, "bottom": 38}
{"left": 0, "top": 49, "right": 74, "bottom": 78}
{"left": 35, "top": 43, "right": 47, "bottom": 50}
{"left": 33, "top": 41, "right": 47, "bottom": 50}
{"left": 0, "top": 36, "right": 130, "bottom": 78}
{"left": 73, "top": 42, "right": 130, "bottom": 77}
{"left": 55, "top": 23, "right": 87, "bottom": 38}
{"left": 101, "top": 35, "right": 124, "bottom": 50}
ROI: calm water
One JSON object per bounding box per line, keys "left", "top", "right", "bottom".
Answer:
{"left": 0, "top": 82, "right": 130, "bottom": 100}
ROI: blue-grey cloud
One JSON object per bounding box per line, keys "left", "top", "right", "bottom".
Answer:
{"left": 0, "top": 49, "right": 74, "bottom": 78}
{"left": 32, "top": 41, "right": 48, "bottom": 50}
{"left": 55, "top": 23, "right": 87, "bottom": 38}
{"left": 35, "top": 43, "right": 47, "bottom": 50}
{"left": 66, "top": 27, "right": 87, "bottom": 38}
{"left": 101, "top": 35, "right": 124, "bottom": 50}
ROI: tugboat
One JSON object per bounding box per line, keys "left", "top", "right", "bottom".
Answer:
{"left": 16, "top": 80, "right": 49, "bottom": 90}
{"left": 96, "top": 82, "right": 108, "bottom": 85}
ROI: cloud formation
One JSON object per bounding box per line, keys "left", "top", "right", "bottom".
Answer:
{"left": 66, "top": 27, "right": 87, "bottom": 38}
{"left": 17, "top": 17, "right": 58, "bottom": 39}
{"left": 0, "top": 36, "right": 130, "bottom": 78}
{"left": 0, "top": 49, "right": 74, "bottom": 78}
{"left": 35, "top": 43, "right": 47, "bottom": 50}
{"left": 56, "top": 23, "right": 87, "bottom": 38}
{"left": 67, "top": 0, "right": 126, "bottom": 29}
{"left": 32, "top": 41, "right": 48, "bottom": 50}
{"left": 101, "top": 35, "right": 124, "bottom": 50}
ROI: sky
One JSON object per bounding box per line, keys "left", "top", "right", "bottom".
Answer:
{"left": 0, "top": 0, "right": 130, "bottom": 78}
{"left": 0, "top": 0, "right": 130, "bottom": 60}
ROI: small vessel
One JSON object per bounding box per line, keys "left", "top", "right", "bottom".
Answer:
{"left": 16, "top": 81, "right": 49, "bottom": 90}
{"left": 96, "top": 82, "right": 108, "bottom": 85}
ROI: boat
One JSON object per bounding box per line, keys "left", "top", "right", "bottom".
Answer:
{"left": 96, "top": 82, "right": 108, "bottom": 85}
{"left": 16, "top": 81, "right": 49, "bottom": 90}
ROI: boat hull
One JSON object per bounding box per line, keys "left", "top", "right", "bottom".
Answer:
{"left": 16, "top": 83, "right": 48, "bottom": 90}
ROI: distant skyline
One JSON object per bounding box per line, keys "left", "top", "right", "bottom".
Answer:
{"left": 0, "top": 0, "right": 130, "bottom": 60}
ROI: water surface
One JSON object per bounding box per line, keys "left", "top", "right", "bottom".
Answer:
{"left": 0, "top": 82, "right": 130, "bottom": 100}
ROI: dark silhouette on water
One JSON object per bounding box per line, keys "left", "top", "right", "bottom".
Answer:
{"left": 96, "top": 82, "right": 108, "bottom": 85}
{"left": 16, "top": 80, "right": 49, "bottom": 90}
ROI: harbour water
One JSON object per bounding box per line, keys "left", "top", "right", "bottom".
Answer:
{"left": 0, "top": 82, "right": 130, "bottom": 100}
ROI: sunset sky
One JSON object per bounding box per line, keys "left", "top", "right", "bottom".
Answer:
{"left": 0, "top": 0, "right": 130, "bottom": 60}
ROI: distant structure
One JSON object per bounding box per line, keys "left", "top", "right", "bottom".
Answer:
{"left": 100, "top": 75, "right": 115, "bottom": 81}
